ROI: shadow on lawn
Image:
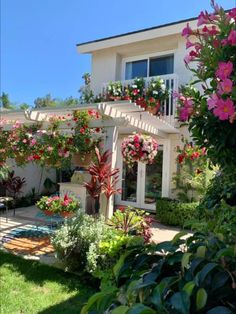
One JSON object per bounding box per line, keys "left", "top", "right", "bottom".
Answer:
{"left": 0, "top": 250, "right": 98, "bottom": 293}
{"left": 38, "top": 294, "right": 90, "bottom": 314}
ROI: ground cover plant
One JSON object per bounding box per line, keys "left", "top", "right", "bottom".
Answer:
{"left": 0, "top": 250, "right": 96, "bottom": 314}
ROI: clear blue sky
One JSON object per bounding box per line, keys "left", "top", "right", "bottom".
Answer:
{"left": 1, "top": 0, "right": 235, "bottom": 106}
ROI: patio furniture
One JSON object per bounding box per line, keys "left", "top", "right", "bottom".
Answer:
{"left": 0, "top": 197, "right": 14, "bottom": 222}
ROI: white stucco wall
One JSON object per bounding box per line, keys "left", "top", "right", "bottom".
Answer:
{"left": 7, "top": 160, "right": 57, "bottom": 196}
{"left": 90, "top": 33, "right": 193, "bottom": 95}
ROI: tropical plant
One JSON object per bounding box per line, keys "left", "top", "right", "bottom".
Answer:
{"left": 109, "top": 206, "right": 153, "bottom": 242}
{"left": 84, "top": 148, "right": 121, "bottom": 218}
{"left": 79, "top": 73, "right": 94, "bottom": 104}
{"left": 0, "top": 171, "right": 26, "bottom": 198}
{"left": 82, "top": 232, "right": 236, "bottom": 314}
{"left": 121, "top": 133, "right": 158, "bottom": 167}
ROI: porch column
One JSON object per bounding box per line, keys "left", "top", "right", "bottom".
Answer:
{"left": 162, "top": 139, "right": 171, "bottom": 197}
{"left": 100, "top": 125, "right": 118, "bottom": 218}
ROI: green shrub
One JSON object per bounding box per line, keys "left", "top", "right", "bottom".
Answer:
{"left": 82, "top": 232, "right": 236, "bottom": 314}
{"left": 51, "top": 210, "right": 143, "bottom": 277}
{"left": 156, "top": 198, "right": 199, "bottom": 227}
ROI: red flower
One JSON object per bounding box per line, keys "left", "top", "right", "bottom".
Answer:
{"left": 85, "top": 138, "right": 90, "bottom": 144}
{"left": 33, "top": 154, "right": 41, "bottom": 160}
{"left": 80, "top": 128, "right": 85, "bottom": 134}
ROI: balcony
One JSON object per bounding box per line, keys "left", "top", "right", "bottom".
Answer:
{"left": 102, "top": 74, "right": 179, "bottom": 126}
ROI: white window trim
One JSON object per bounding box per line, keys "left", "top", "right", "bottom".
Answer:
{"left": 121, "top": 50, "right": 176, "bottom": 80}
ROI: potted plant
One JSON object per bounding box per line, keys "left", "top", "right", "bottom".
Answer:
{"left": 36, "top": 194, "right": 80, "bottom": 217}
{"left": 121, "top": 133, "right": 158, "bottom": 167}
{"left": 145, "top": 77, "right": 169, "bottom": 115}
{"left": 106, "top": 81, "right": 123, "bottom": 100}
{"left": 72, "top": 110, "right": 101, "bottom": 167}
{"left": 126, "top": 77, "right": 146, "bottom": 104}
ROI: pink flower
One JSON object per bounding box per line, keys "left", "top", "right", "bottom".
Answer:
{"left": 217, "top": 79, "right": 233, "bottom": 95}
{"left": 30, "top": 138, "right": 37, "bottom": 146}
{"left": 184, "top": 54, "right": 194, "bottom": 64}
{"left": 47, "top": 146, "right": 53, "bottom": 152}
{"left": 213, "top": 98, "right": 235, "bottom": 120}
{"left": 228, "top": 8, "right": 236, "bottom": 20}
{"left": 207, "top": 94, "right": 219, "bottom": 110}
{"left": 27, "top": 155, "right": 34, "bottom": 161}
{"left": 186, "top": 40, "right": 195, "bottom": 49}
{"left": 216, "top": 62, "right": 233, "bottom": 80}
{"left": 183, "top": 98, "right": 193, "bottom": 108}
{"left": 228, "top": 30, "right": 236, "bottom": 46}
{"left": 197, "top": 11, "right": 209, "bottom": 26}
{"left": 179, "top": 108, "right": 189, "bottom": 121}
{"left": 22, "top": 139, "right": 27, "bottom": 144}
{"left": 182, "top": 23, "right": 193, "bottom": 38}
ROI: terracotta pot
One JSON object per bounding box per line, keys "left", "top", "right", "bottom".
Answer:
{"left": 136, "top": 98, "right": 147, "bottom": 108}
{"left": 147, "top": 106, "right": 158, "bottom": 115}
{"left": 43, "top": 210, "right": 54, "bottom": 216}
{"left": 60, "top": 211, "right": 74, "bottom": 218}
{"left": 72, "top": 153, "right": 93, "bottom": 168}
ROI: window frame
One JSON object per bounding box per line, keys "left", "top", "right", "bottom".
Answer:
{"left": 122, "top": 50, "right": 175, "bottom": 80}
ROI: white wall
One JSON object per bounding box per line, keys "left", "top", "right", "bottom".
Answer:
{"left": 7, "top": 160, "right": 57, "bottom": 196}
{"left": 90, "top": 33, "right": 193, "bottom": 94}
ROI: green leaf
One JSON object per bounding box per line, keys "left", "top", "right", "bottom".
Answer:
{"left": 172, "top": 231, "right": 188, "bottom": 244}
{"left": 170, "top": 291, "right": 190, "bottom": 314}
{"left": 113, "top": 251, "right": 132, "bottom": 281}
{"left": 182, "top": 253, "right": 192, "bottom": 270}
{"left": 206, "top": 306, "right": 233, "bottom": 314}
{"left": 196, "top": 288, "right": 207, "bottom": 311}
{"left": 183, "top": 281, "right": 195, "bottom": 296}
{"left": 112, "top": 306, "right": 130, "bottom": 314}
{"left": 127, "top": 303, "right": 156, "bottom": 314}
{"left": 81, "top": 290, "right": 117, "bottom": 314}
{"left": 197, "top": 263, "right": 218, "bottom": 285}
{"left": 196, "top": 246, "right": 206, "bottom": 258}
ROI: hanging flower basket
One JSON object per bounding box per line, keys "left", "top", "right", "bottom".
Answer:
{"left": 121, "top": 133, "right": 158, "bottom": 166}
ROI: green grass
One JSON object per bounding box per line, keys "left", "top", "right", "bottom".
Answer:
{"left": 0, "top": 250, "right": 96, "bottom": 314}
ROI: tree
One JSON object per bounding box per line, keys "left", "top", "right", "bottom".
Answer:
{"left": 34, "top": 94, "right": 58, "bottom": 108}
{"left": 0, "top": 92, "right": 15, "bottom": 110}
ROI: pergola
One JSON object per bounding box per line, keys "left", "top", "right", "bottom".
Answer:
{"left": 1, "top": 101, "right": 179, "bottom": 216}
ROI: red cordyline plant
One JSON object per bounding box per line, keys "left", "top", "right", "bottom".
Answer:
{"left": 84, "top": 147, "right": 121, "bottom": 218}
{"left": 176, "top": 1, "right": 236, "bottom": 174}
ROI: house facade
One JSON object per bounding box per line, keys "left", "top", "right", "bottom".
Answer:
{"left": 76, "top": 17, "right": 198, "bottom": 213}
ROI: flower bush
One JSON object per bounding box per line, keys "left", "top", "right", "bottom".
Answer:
{"left": 146, "top": 77, "right": 169, "bottom": 108}
{"left": 0, "top": 109, "right": 101, "bottom": 168}
{"left": 121, "top": 133, "right": 158, "bottom": 166}
{"left": 36, "top": 194, "right": 80, "bottom": 215}
{"left": 106, "top": 81, "right": 123, "bottom": 99}
{"left": 178, "top": 3, "right": 236, "bottom": 173}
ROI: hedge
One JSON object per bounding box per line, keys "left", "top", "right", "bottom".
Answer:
{"left": 156, "top": 198, "right": 199, "bottom": 228}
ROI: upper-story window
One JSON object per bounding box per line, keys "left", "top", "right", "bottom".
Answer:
{"left": 125, "top": 54, "right": 174, "bottom": 80}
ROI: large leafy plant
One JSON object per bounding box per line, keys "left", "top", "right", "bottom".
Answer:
{"left": 82, "top": 232, "right": 236, "bottom": 314}
{"left": 177, "top": 3, "right": 236, "bottom": 175}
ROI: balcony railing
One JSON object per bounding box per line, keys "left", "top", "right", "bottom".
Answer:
{"left": 102, "top": 74, "right": 179, "bottom": 126}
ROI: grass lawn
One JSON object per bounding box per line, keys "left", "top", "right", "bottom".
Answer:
{"left": 0, "top": 250, "right": 96, "bottom": 314}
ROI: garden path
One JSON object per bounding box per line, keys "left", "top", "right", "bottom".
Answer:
{"left": 0, "top": 206, "right": 191, "bottom": 265}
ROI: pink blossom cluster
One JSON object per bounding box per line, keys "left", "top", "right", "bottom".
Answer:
{"left": 180, "top": 5, "right": 236, "bottom": 123}
{"left": 174, "top": 92, "right": 194, "bottom": 122}
{"left": 207, "top": 62, "right": 235, "bottom": 121}
{"left": 121, "top": 133, "right": 158, "bottom": 166}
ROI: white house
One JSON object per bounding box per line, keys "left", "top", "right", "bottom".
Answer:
{"left": 75, "top": 16, "right": 198, "bottom": 214}
{"left": 1, "top": 16, "right": 198, "bottom": 217}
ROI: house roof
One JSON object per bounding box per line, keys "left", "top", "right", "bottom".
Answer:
{"left": 77, "top": 16, "right": 198, "bottom": 53}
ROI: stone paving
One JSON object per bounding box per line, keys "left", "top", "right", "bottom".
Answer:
{"left": 0, "top": 205, "right": 191, "bottom": 266}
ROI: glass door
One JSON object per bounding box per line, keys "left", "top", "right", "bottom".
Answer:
{"left": 121, "top": 162, "right": 139, "bottom": 205}
{"left": 140, "top": 150, "right": 163, "bottom": 210}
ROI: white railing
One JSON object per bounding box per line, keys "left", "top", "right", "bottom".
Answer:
{"left": 102, "top": 74, "right": 179, "bottom": 126}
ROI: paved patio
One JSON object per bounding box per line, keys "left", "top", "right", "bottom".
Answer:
{"left": 0, "top": 205, "right": 191, "bottom": 266}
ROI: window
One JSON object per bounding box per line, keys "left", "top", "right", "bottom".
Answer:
{"left": 149, "top": 55, "right": 174, "bottom": 76}
{"left": 124, "top": 54, "right": 174, "bottom": 79}
{"left": 125, "top": 59, "right": 147, "bottom": 80}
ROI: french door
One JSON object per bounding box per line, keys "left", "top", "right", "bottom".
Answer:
{"left": 117, "top": 149, "right": 163, "bottom": 211}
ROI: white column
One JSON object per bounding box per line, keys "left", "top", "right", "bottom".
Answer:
{"left": 162, "top": 139, "right": 172, "bottom": 197}
{"left": 100, "top": 126, "right": 118, "bottom": 218}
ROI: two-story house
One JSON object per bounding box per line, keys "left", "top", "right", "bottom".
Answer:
{"left": 76, "top": 17, "right": 198, "bottom": 214}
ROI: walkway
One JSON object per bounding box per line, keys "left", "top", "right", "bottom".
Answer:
{"left": 0, "top": 206, "right": 191, "bottom": 265}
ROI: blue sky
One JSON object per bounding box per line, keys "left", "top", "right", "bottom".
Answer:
{"left": 1, "top": 0, "right": 234, "bottom": 106}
